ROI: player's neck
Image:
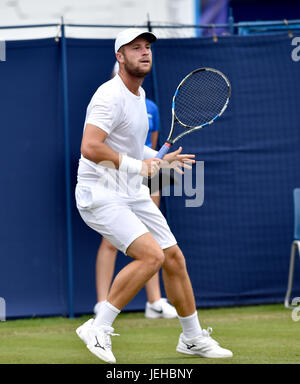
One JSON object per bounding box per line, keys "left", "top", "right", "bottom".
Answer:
{"left": 118, "top": 71, "right": 144, "bottom": 96}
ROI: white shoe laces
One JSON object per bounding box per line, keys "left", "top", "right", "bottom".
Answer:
{"left": 201, "top": 327, "right": 213, "bottom": 337}
{"left": 200, "top": 327, "right": 219, "bottom": 346}
{"left": 98, "top": 326, "right": 120, "bottom": 349}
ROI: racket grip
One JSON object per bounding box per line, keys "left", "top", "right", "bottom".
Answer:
{"left": 155, "top": 143, "right": 172, "bottom": 159}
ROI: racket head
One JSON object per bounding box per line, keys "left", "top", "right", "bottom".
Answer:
{"left": 172, "top": 67, "right": 231, "bottom": 131}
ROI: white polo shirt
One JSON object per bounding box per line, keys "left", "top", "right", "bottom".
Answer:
{"left": 77, "top": 74, "right": 149, "bottom": 194}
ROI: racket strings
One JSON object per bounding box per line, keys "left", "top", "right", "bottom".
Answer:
{"left": 174, "top": 70, "right": 229, "bottom": 128}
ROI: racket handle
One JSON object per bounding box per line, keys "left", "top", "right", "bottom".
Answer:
{"left": 155, "top": 142, "right": 172, "bottom": 159}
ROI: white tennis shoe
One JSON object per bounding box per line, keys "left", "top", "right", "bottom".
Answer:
{"left": 176, "top": 328, "right": 233, "bottom": 358}
{"left": 76, "top": 318, "right": 119, "bottom": 364}
{"left": 76, "top": 318, "right": 94, "bottom": 344}
{"left": 145, "top": 298, "right": 177, "bottom": 319}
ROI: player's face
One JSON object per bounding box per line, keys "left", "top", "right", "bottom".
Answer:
{"left": 119, "top": 37, "right": 152, "bottom": 78}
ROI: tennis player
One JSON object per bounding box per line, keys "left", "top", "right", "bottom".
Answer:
{"left": 75, "top": 28, "right": 233, "bottom": 363}
{"left": 93, "top": 62, "right": 177, "bottom": 320}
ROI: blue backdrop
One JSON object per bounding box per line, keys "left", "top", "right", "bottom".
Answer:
{"left": 1, "top": 32, "right": 300, "bottom": 318}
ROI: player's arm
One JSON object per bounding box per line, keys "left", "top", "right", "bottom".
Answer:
{"left": 81, "top": 124, "right": 120, "bottom": 168}
{"left": 81, "top": 124, "right": 161, "bottom": 176}
{"left": 143, "top": 144, "right": 195, "bottom": 175}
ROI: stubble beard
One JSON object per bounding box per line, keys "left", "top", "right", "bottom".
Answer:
{"left": 124, "top": 60, "right": 152, "bottom": 78}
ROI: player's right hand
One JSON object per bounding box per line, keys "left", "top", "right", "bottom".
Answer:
{"left": 141, "top": 158, "right": 161, "bottom": 177}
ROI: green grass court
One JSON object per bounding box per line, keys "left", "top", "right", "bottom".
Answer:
{"left": 0, "top": 304, "right": 299, "bottom": 364}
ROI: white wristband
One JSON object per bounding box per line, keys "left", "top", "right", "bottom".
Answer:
{"left": 143, "top": 145, "right": 158, "bottom": 160}
{"left": 119, "top": 155, "right": 143, "bottom": 174}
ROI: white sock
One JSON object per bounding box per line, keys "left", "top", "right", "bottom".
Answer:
{"left": 94, "top": 300, "right": 105, "bottom": 312}
{"left": 178, "top": 311, "right": 202, "bottom": 339}
{"left": 93, "top": 300, "right": 120, "bottom": 327}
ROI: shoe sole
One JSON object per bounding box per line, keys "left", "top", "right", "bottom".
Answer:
{"left": 176, "top": 345, "right": 233, "bottom": 358}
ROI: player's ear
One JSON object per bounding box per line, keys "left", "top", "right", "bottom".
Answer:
{"left": 116, "top": 50, "right": 124, "bottom": 64}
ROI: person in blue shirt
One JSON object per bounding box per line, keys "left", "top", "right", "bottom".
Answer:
{"left": 145, "top": 98, "right": 159, "bottom": 148}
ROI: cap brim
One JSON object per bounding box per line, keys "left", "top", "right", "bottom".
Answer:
{"left": 115, "top": 29, "right": 157, "bottom": 53}
{"left": 137, "top": 32, "right": 157, "bottom": 44}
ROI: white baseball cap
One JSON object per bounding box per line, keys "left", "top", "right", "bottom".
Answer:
{"left": 114, "top": 28, "right": 157, "bottom": 53}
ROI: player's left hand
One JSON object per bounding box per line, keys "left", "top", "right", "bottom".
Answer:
{"left": 161, "top": 146, "right": 195, "bottom": 174}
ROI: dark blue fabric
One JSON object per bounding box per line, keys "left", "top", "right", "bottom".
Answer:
{"left": 153, "top": 33, "right": 300, "bottom": 306}
{"left": 1, "top": 33, "right": 300, "bottom": 318}
{"left": 0, "top": 39, "right": 67, "bottom": 317}
{"left": 66, "top": 39, "right": 116, "bottom": 315}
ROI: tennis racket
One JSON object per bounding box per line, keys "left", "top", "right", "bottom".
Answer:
{"left": 155, "top": 67, "right": 231, "bottom": 159}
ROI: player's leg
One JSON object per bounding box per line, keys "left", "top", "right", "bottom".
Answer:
{"left": 130, "top": 190, "right": 194, "bottom": 316}
{"left": 145, "top": 175, "right": 161, "bottom": 306}
{"left": 131, "top": 192, "right": 196, "bottom": 317}
{"left": 94, "top": 237, "right": 118, "bottom": 314}
{"left": 131, "top": 191, "right": 232, "bottom": 358}
{"left": 76, "top": 197, "right": 165, "bottom": 363}
{"left": 144, "top": 272, "right": 177, "bottom": 318}
{"left": 145, "top": 272, "right": 161, "bottom": 303}
{"left": 143, "top": 188, "right": 177, "bottom": 318}
{"left": 82, "top": 232, "right": 164, "bottom": 363}
{"left": 161, "top": 245, "right": 196, "bottom": 317}
{"left": 145, "top": 177, "right": 162, "bottom": 305}
{"left": 76, "top": 185, "right": 162, "bottom": 351}
{"left": 106, "top": 232, "right": 164, "bottom": 310}
{"left": 162, "top": 244, "right": 232, "bottom": 358}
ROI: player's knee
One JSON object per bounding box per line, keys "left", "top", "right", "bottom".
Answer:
{"left": 146, "top": 249, "right": 165, "bottom": 272}
{"left": 127, "top": 233, "right": 165, "bottom": 271}
{"left": 163, "top": 246, "right": 186, "bottom": 273}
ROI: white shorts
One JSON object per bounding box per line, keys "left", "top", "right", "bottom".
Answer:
{"left": 75, "top": 182, "right": 177, "bottom": 254}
